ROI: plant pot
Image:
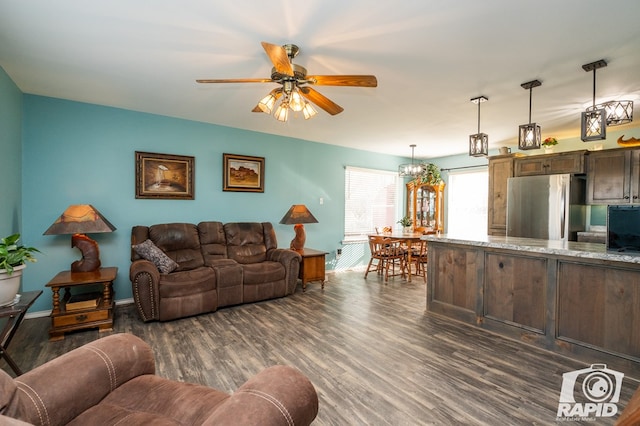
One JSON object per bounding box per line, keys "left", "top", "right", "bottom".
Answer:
{"left": 0, "top": 264, "right": 25, "bottom": 306}
{"left": 544, "top": 147, "right": 554, "bottom": 154}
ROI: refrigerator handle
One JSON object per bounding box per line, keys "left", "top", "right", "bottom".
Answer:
{"left": 560, "top": 184, "right": 566, "bottom": 240}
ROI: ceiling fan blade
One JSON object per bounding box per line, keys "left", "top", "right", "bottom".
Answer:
{"left": 299, "top": 87, "right": 344, "bottom": 115}
{"left": 261, "top": 41, "right": 294, "bottom": 76}
{"left": 196, "top": 78, "right": 273, "bottom": 84}
{"left": 306, "top": 75, "right": 377, "bottom": 87}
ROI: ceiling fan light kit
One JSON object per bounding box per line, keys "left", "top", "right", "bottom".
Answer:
{"left": 197, "top": 41, "right": 377, "bottom": 123}
{"left": 518, "top": 79, "right": 542, "bottom": 150}
{"left": 469, "top": 96, "right": 489, "bottom": 157}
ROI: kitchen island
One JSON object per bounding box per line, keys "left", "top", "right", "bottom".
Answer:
{"left": 422, "top": 234, "right": 640, "bottom": 378}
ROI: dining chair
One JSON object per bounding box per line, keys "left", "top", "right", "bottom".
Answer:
{"left": 410, "top": 239, "right": 428, "bottom": 283}
{"left": 364, "top": 236, "right": 406, "bottom": 282}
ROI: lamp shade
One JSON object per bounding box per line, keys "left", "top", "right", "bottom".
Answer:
{"left": 279, "top": 205, "right": 319, "bottom": 225}
{"left": 44, "top": 205, "right": 116, "bottom": 235}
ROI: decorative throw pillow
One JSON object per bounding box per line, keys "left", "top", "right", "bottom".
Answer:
{"left": 132, "top": 239, "right": 178, "bottom": 274}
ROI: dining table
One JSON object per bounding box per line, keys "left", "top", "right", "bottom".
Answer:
{"left": 368, "top": 231, "right": 429, "bottom": 282}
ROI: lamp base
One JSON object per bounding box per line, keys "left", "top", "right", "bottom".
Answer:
{"left": 290, "top": 224, "right": 306, "bottom": 252}
{"left": 71, "top": 234, "right": 101, "bottom": 272}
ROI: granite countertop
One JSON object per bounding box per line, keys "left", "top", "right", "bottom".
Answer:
{"left": 421, "top": 233, "right": 640, "bottom": 265}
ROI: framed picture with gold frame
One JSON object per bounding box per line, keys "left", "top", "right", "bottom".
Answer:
{"left": 223, "top": 153, "right": 265, "bottom": 192}
{"left": 135, "top": 151, "right": 195, "bottom": 199}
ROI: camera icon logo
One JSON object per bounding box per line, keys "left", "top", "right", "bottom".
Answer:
{"left": 557, "top": 364, "right": 624, "bottom": 419}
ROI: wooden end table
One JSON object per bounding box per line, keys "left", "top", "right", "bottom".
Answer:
{"left": 298, "top": 248, "right": 328, "bottom": 291}
{"left": 45, "top": 267, "right": 117, "bottom": 341}
{"left": 0, "top": 290, "right": 42, "bottom": 375}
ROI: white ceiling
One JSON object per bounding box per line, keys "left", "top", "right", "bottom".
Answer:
{"left": 1, "top": 0, "right": 639, "bottom": 159}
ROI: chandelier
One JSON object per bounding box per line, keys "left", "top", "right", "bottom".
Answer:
{"left": 398, "top": 144, "right": 425, "bottom": 177}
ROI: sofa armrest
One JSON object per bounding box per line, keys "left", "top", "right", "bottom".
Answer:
{"left": 9, "top": 334, "right": 155, "bottom": 426}
{"left": 130, "top": 259, "right": 161, "bottom": 321}
{"left": 267, "top": 249, "right": 301, "bottom": 294}
{"left": 618, "top": 384, "right": 640, "bottom": 425}
{"left": 202, "top": 365, "right": 318, "bottom": 426}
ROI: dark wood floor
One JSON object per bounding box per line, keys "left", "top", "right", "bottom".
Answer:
{"left": 5, "top": 270, "right": 639, "bottom": 425}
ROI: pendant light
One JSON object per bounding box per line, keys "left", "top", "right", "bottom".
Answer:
{"left": 581, "top": 59, "right": 607, "bottom": 142}
{"left": 469, "top": 96, "right": 489, "bottom": 157}
{"left": 518, "top": 80, "right": 542, "bottom": 150}
{"left": 398, "top": 144, "right": 425, "bottom": 177}
{"left": 597, "top": 100, "right": 633, "bottom": 126}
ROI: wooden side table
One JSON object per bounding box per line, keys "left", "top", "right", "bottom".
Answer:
{"left": 298, "top": 248, "right": 327, "bottom": 291}
{"left": 0, "top": 290, "right": 42, "bottom": 375}
{"left": 45, "top": 267, "right": 117, "bottom": 341}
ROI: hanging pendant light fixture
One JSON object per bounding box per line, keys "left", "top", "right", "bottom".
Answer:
{"left": 518, "top": 80, "right": 542, "bottom": 150}
{"left": 469, "top": 96, "right": 489, "bottom": 157}
{"left": 581, "top": 59, "right": 607, "bottom": 142}
{"left": 398, "top": 144, "right": 425, "bottom": 177}
{"left": 581, "top": 59, "right": 633, "bottom": 133}
{"left": 597, "top": 100, "right": 633, "bottom": 126}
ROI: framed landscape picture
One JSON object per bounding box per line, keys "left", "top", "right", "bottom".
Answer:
{"left": 135, "top": 151, "right": 195, "bottom": 199}
{"left": 223, "top": 153, "right": 265, "bottom": 192}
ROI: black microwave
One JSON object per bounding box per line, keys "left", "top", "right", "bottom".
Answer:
{"left": 607, "top": 205, "right": 640, "bottom": 254}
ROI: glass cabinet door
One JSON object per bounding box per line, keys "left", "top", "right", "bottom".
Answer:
{"left": 417, "top": 186, "right": 436, "bottom": 228}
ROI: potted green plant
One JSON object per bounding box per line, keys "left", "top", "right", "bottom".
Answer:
{"left": 0, "top": 234, "right": 40, "bottom": 306}
{"left": 397, "top": 216, "right": 413, "bottom": 233}
{"left": 418, "top": 163, "right": 443, "bottom": 185}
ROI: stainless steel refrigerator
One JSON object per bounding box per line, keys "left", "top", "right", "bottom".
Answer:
{"left": 506, "top": 174, "right": 587, "bottom": 241}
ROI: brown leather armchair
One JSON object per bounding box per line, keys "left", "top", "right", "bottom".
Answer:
{"left": 0, "top": 333, "right": 318, "bottom": 425}
{"left": 130, "top": 222, "right": 301, "bottom": 322}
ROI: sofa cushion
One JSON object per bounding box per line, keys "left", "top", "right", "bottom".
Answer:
{"left": 198, "top": 221, "right": 228, "bottom": 264}
{"left": 242, "top": 261, "right": 285, "bottom": 285}
{"left": 69, "top": 375, "right": 229, "bottom": 426}
{"left": 158, "top": 267, "right": 216, "bottom": 298}
{"left": 224, "top": 223, "right": 267, "bottom": 264}
{"left": 133, "top": 239, "right": 179, "bottom": 274}
{"left": 149, "top": 223, "right": 204, "bottom": 271}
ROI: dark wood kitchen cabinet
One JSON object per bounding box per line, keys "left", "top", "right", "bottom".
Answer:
{"left": 487, "top": 155, "right": 520, "bottom": 236}
{"left": 514, "top": 151, "right": 586, "bottom": 176}
{"left": 484, "top": 253, "right": 546, "bottom": 333}
{"left": 586, "top": 147, "right": 640, "bottom": 204}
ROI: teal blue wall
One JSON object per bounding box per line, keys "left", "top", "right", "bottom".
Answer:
{"left": 20, "top": 95, "right": 408, "bottom": 312}
{"left": 0, "top": 67, "right": 23, "bottom": 234}
{"left": 590, "top": 205, "right": 607, "bottom": 226}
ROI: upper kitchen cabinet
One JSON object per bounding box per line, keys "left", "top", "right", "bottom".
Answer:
{"left": 406, "top": 180, "right": 445, "bottom": 233}
{"left": 586, "top": 148, "right": 640, "bottom": 204}
{"left": 487, "top": 155, "right": 519, "bottom": 236}
{"left": 514, "top": 151, "right": 586, "bottom": 176}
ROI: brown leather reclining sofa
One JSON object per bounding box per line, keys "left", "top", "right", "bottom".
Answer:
{"left": 0, "top": 333, "right": 319, "bottom": 425}
{"left": 130, "top": 222, "right": 301, "bottom": 322}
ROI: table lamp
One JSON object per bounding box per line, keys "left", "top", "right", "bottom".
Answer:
{"left": 279, "top": 205, "right": 318, "bottom": 252}
{"left": 44, "top": 204, "right": 116, "bottom": 273}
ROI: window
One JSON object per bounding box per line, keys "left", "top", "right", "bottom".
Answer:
{"left": 446, "top": 168, "right": 488, "bottom": 236}
{"left": 344, "top": 166, "right": 400, "bottom": 240}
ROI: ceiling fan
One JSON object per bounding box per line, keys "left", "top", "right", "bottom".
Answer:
{"left": 196, "top": 42, "right": 377, "bottom": 120}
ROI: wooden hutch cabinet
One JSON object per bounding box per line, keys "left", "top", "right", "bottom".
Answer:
{"left": 406, "top": 180, "right": 445, "bottom": 233}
